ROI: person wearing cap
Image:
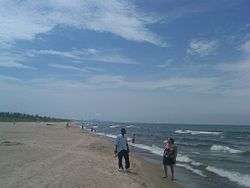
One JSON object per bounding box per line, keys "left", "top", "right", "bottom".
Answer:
{"left": 114, "top": 128, "right": 130, "bottom": 171}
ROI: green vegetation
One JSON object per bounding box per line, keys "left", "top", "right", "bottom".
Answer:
{"left": 0, "top": 112, "right": 70, "bottom": 122}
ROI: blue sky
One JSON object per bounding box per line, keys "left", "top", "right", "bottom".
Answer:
{"left": 1, "top": 0, "right": 250, "bottom": 124}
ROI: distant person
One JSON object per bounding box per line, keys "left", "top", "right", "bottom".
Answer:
{"left": 163, "top": 138, "right": 177, "bottom": 181}
{"left": 131, "top": 133, "right": 136, "bottom": 144}
{"left": 114, "top": 128, "right": 130, "bottom": 172}
{"left": 66, "top": 122, "right": 70, "bottom": 128}
{"left": 81, "top": 124, "right": 84, "bottom": 131}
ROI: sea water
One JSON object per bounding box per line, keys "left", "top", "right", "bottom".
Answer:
{"left": 82, "top": 122, "right": 250, "bottom": 188}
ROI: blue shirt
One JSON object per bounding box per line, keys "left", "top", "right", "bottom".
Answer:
{"left": 115, "top": 134, "right": 128, "bottom": 153}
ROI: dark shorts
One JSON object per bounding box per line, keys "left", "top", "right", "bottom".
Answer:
{"left": 163, "top": 156, "right": 175, "bottom": 165}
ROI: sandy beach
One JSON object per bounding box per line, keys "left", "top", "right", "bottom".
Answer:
{"left": 0, "top": 122, "right": 181, "bottom": 188}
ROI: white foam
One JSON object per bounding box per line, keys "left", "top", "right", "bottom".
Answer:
{"left": 127, "top": 137, "right": 132, "bottom": 142}
{"left": 126, "top": 125, "right": 135, "bottom": 128}
{"left": 110, "top": 125, "right": 120, "bottom": 128}
{"left": 96, "top": 132, "right": 117, "bottom": 139}
{"left": 192, "top": 151, "right": 201, "bottom": 155}
{"left": 93, "top": 126, "right": 98, "bottom": 128}
{"left": 210, "top": 145, "right": 243, "bottom": 154}
{"left": 130, "top": 143, "right": 203, "bottom": 167}
{"left": 177, "top": 154, "right": 202, "bottom": 166}
{"left": 151, "top": 145, "right": 164, "bottom": 155}
{"left": 105, "top": 134, "right": 117, "bottom": 139}
{"left": 95, "top": 132, "right": 205, "bottom": 177}
{"left": 177, "top": 164, "right": 206, "bottom": 177}
{"left": 175, "top": 129, "right": 222, "bottom": 135}
{"left": 83, "top": 127, "right": 91, "bottom": 132}
{"left": 129, "top": 143, "right": 163, "bottom": 155}
{"left": 206, "top": 166, "right": 250, "bottom": 187}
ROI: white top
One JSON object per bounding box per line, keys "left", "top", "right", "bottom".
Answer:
{"left": 115, "top": 134, "right": 128, "bottom": 153}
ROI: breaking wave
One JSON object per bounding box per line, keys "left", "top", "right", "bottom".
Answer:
{"left": 126, "top": 125, "right": 135, "bottom": 128}
{"left": 110, "top": 125, "right": 121, "bottom": 128}
{"left": 131, "top": 144, "right": 200, "bottom": 162}
{"left": 95, "top": 132, "right": 207, "bottom": 178}
{"left": 96, "top": 132, "right": 117, "bottom": 139}
{"left": 175, "top": 129, "right": 222, "bottom": 135}
{"left": 210, "top": 145, "right": 243, "bottom": 154}
{"left": 177, "top": 164, "right": 206, "bottom": 177}
{"left": 206, "top": 166, "right": 250, "bottom": 187}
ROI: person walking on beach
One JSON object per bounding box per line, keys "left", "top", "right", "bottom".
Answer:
{"left": 163, "top": 137, "right": 177, "bottom": 181}
{"left": 114, "top": 128, "right": 130, "bottom": 172}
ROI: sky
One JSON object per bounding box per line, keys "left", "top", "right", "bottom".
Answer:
{"left": 0, "top": 0, "right": 250, "bottom": 124}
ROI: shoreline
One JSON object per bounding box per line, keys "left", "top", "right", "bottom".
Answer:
{"left": 0, "top": 122, "right": 182, "bottom": 188}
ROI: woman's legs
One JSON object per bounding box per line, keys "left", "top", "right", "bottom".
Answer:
{"left": 163, "top": 165, "right": 168, "bottom": 178}
{"left": 170, "top": 165, "right": 175, "bottom": 180}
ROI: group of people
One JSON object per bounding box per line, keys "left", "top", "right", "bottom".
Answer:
{"left": 114, "top": 128, "right": 177, "bottom": 181}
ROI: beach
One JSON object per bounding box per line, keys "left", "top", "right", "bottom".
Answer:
{"left": 0, "top": 122, "right": 181, "bottom": 188}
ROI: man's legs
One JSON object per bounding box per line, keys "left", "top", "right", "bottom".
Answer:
{"left": 118, "top": 151, "right": 123, "bottom": 169}
{"left": 124, "top": 150, "right": 130, "bottom": 169}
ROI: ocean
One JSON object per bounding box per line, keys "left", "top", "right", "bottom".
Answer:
{"left": 81, "top": 121, "right": 250, "bottom": 188}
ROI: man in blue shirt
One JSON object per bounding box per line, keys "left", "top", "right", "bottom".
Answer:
{"left": 114, "top": 128, "right": 130, "bottom": 171}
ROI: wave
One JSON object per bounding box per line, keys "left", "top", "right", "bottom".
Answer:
{"left": 175, "top": 129, "right": 222, "bottom": 135}
{"left": 95, "top": 132, "right": 117, "bottom": 139}
{"left": 110, "top": 125, "right": 121, "bottom": 128}
{"left": 206, "top": 166, "right": 250, "bottom": 187}
{"left": 210, "top": 145, "right": 243, "bottom": 154}
{"left": 177, "top": 155, "right": 203, "bottom": 167}
{"left": 192, "top": 151, "right": 201, "bottom": 155}
{"left": 176, "top": 142, "right": 209, "bottom": 148}
{"left": 129, "top": 143, "right": 163, "bottom": 156}
{"left": 126, "top": 125, "right": 135, "bottom": 128}
{"left": 95, "top": 131, "right": 205, "bottom": 177}
{"left": 177, "top": 164, "right": 206, "bottom": 177}
{"left": 130, "top": 143, "right": 203, "bottom": 167}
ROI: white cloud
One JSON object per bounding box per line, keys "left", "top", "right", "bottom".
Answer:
{"left": 241, "top": 40, "right": 250, "bottom": 55}
{"left": 187, "top": 39, "right": 218, "bottom": 56}
{"left": 215, "top": 40, "right": 250, "bottom": 96}
{"left": 219, "top": 40, "right": 250, "bottom": 73}
{"left": 29, "top": 48, "right": 138, "bottom": 65}
{"left": 0, "top": 75, "right": 21, "bottom": 82}
{"left": 0, "top": 0, "right": 165, "bottom": 47}
{"left": 157, "top": 59, "right": 173, "bottom": 68}
{"left": 0, "top": 1, "right": 53, "bottom": 47}
{"left": 87, "top": 75, "right": 124, "bottom": 85}
{"left": 0, "top": 52, "right": 35, "bottom": 69}
{"left": 29, "top": 50, "right": 79, "bottom": 59}
{"left": 123, "top": 77, "right": 217, "bottom": 92}
{"left": 48, "top": 64, "right": 90, "bottom": 72}
{"left": 11, "top": 74, "right": 217, "bottom": 93}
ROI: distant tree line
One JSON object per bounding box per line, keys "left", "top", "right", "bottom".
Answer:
{"left": 0, "top": 112, "right": 70, "bottom": 122}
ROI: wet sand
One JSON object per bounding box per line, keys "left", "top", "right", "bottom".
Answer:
{"left": 0, "top": 122, "right": 182, "bottom": 188}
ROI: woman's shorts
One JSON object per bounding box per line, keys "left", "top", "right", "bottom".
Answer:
{"left": 163, "top": 156, "right": 175, "bottom": 165}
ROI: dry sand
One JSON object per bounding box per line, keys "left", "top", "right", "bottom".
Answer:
{"left": 0, "top": 122, "right": 182, "bottom": 188}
